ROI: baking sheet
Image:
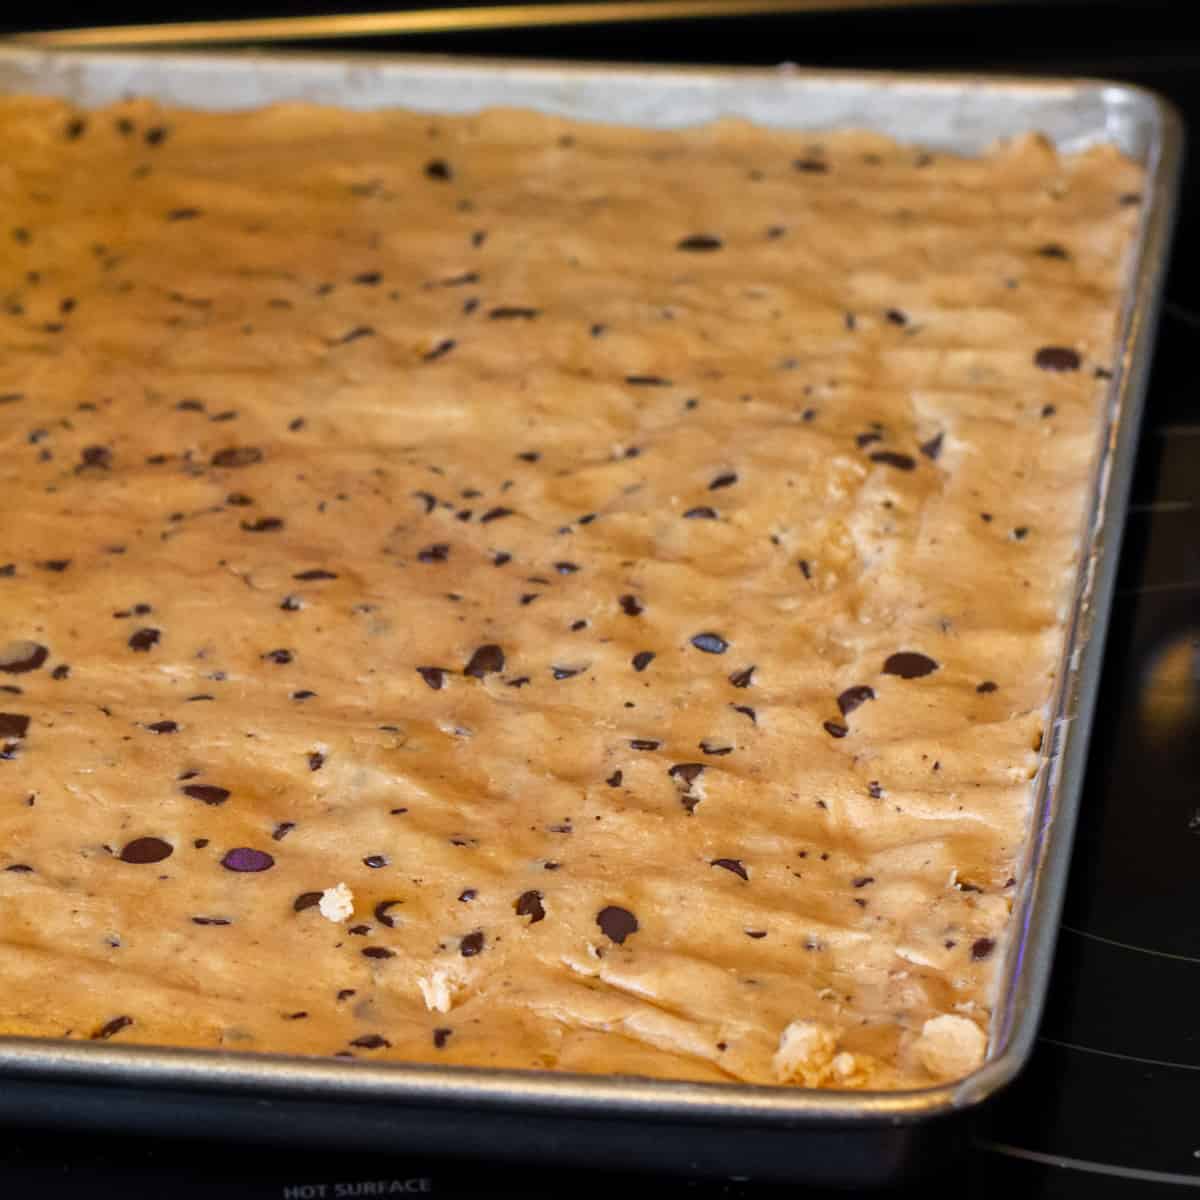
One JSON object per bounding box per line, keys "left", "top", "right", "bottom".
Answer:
{"left": 0, "top": 43, "right": 1182, "bottom": 1175}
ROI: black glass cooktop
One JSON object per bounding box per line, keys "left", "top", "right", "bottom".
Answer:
{"left": 1, "top": 4, "right": 1196, "bottom": 1196}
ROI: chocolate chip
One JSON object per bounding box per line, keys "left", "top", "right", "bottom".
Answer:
{"left": 971, "top": 937, "right": 996, "bottom": 961}
{"left": 464, "top": 644, "right": 504, "bottom": 678}
{"left": 711, "top": 858, "right": 748, "bottom": 881}
{"left": 220, "top": 847, "right": 274, "bottom": 873}
{"left": 683, "top": 506, "right": 718, "bottom": 519}
{"left": 362, "top": 855, "right": 387, "bottom": 869}
{"left": 708, "top": 472, "right": 738, "bottom": 490}
{"left": 793, "top": 157, "right": 828, "bottom": 173}
{"left": 596, "top": 906, "right": 638, "bottom": 944}
{"left": 422, "top": 338, "right": 457, "bottom": 362}
{"left": 837, "top": 685, "right": 875, "bottom": 716}
{"left": 417, "top": 543, "right": 450, "bottom": 563}
{"left": 606, "top": 770, "right": 623, "bottom": 787}
{"left": 492, "top": 552, "right": 512, "bottom": 567}
{"left": 212, "top": 446, "right": 263, "bottom": 469}
{"left": 700, "top": 740, "right": 733, "bottom": 756}
{"left": 76, "top": 445, "right": 112, "bottom": 472}
{"left": 91, "top": 1016, "right": 133, "bottom": 1040}
{"left": 0, "top": 713, "right": 30, "bottom": 740}
{"left": 919, "top": 432, "right": 944, "bottom": 461}
{"left": 120, "top": 837, "right": 173, "bottom": 864}
{"left": 192, "top": 916, "right": 231, "bottom": 926}
{"left": 241, "top": 517, "right": 284, "bottom": 532}
{"left": 515, "top": 890, "right": 546, "bottom": 923}
{"left": 293, "top": 891, "right": 322, "bottom": 912}
{"left": 870, "top": 450, "right": 916, "bottom": 471}
{"left": 417, "top": 666, "right": 447, "bottom": 691}
{"left": 1034, "top": 346, "right": 1081, "bottom": 372}
{"left": 882, "top": 651, "right": 939, "bottom": 679}
{"left": 551, "top": 666, "right": 584, "bottom": 680}
{"left": 631, "top": 651, "right": 655, "bottom": 672}
{"left": 38, "top": 560, "right": 71, "bottom": 572}
{"left": 146, "top": 720, "right": 178, "bottom": 734}
{"left": 425, "top": 159, "right": 453, "bottom": 181}
{"left": 373, "top": 900, "right": 403, "bottom": 928}
{"left": 0, "top": 642, "right": 48, "bottom": 674}
{"left": 263, "top": 648, "right": 293, "bottom": 665}
{"left": 868, "top": 781, "right": 883, "bottom": 799}
{"left": 480, "top": 507, "right": 515, "bottom": 523}
{"left": 728, "top": 666, "right": 755, "bottom": 688}
{"left": 167, "top": 208, "right": 202, "bottom": 222}
{"left": 272, "top": 822, "right": 295, "bottom": 841}
{"left": 629, "top": 739, "right": 660, "bottom": 751}
{"left": 823, "top": 720, "right": 849, "bottom": 739}
{"left": 690, "top": 632, "right": 728, "bottom": 654}
{"left": 294, "top": 569, "right": 337, "bottom": 581}
{"left": 64, "top": 117, "right": 87, "bottom": 141}
{"left": 306, "top": 751, "right": 325, "bottom": 772}
{"left": 619, "top": 594, "right": 644, "bottom": 616}
{"left": 292, "top": 690, "right": 317, "bottom": 701}
{"left": 676, "top": 234, "right": 723, "bottom": 252}
{"left": 460, "top": 930, "right": 485, "bottom": 957}
{"left": 976, "top": 681, "right": 998, "bottom": 694}
{"left": 433, "top": 1028, "right": 452, "bottom": 1049}
{"left": 797, "top": 560, "right": 812, "bottom": 579}
{"left": 361, "top": 947, "right": 395, "bottom": 959}
{"left": 4, "top": 864, "right": 33, "bottom": 873}
{"left": 489, "top": 307, "right": 540, "bottom": 321}
{"left": 1012, "top": 526, "right": 1030, "bottom": 541}
{"left": 1036, "top": 243, "right": 1070, "bottom": 259}
{"left": 852, "top": 876, "right": 875, "bottom": 888}
{"left": 127, "top": 628, "right": 160, "bottom": 653}
{"left": 885, "top": 309, "right": 908, "bottom": 326}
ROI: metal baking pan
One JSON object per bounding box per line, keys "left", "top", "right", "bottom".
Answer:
{"left": 0, "top": 45, "right": 1182, "bottom": 1188}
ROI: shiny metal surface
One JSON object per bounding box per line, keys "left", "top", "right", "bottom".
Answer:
{"left": 0, "top": 46, "right": 1182, "bottom": 1141}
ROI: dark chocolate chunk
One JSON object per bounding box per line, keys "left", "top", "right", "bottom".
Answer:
{"left": 422, "top": 338, "right": 457, "bottom": 362}
{"left": 220, "top": 847, "right": 274, "bottom": 873}
{"left": 192, "top": 916, "right": 231, "bottom": 926}
{"left": 1036, "top": 243, "right": 1070, "bottom": 259}
{"left": 885, "top": 309, "right": 908, "bottom": 326}
{"left": 458, "top": 889, "right": 477, "bottom": 903}
{"left": 668, "top": 762, "right": 705, "bottom": 791}
{"left": 292, "top": 690, "right": 317, "bottom": 701}
{"left": 489, "top": 307, "right": 540, "bottom": 320}
{"left": 711, "top": 858, "right": 748, "bottom": 881}
{"left": 690, "top": 632, "right": 728, "bottom": 654}
{"left": 551, "top": 666, "right": 584, "bottom": 680}
{"left": 212, "top": 446, "right": 263, "bottom": 469}
{"left": 870, "top": 450, "right": 916, "bottom": 471}
{"left": 837, "top": 685, "right": 876, "bottom": 716}
{"left": 506, "top": 676, "right": 530, "bottom": 688}
{"left": 683, "top": 506, "right": 718, "bottom": 519}
{"left": 676, "top": 234, "right": 723, "bottom": 252}
{"left": 0, "top": 642, "right": 48, "bottom": 674}
{"left": 350, "top": 1034, "right": 390, "bottom": 1049}
{"left": 293, "top": 569, "right": 337, "bottom": 581}
{"left": 629, "top": 739, "right": 660, "bottom": 751}
{"left": 425, "top": 158, "right": 453, "bottom": 181}
{"left": 868, "top": 781, "right": 883, "bottom": 799}
{"left": 619, "top": 594, "right": 644, "bottom": 617}
{"left": 856, "top": 432, "right": 883, "bottom": 449}
{"left": 823, "top": 720, "right": 849, "bottom": 739}
{"left": 334, "top": 326, "right": 375, "bottom": 346}
{"left": 127, "top": 628, "right": 160, "bottom": 653}
{"left": 631, "top": 651, "right": 655, "bottom": 672}
{"left": 146, "top": 720, "right": 178, "bottom": 734}
{"left": 76, "top": 445, "right": 112, "bottom": 472}
{"left": 91, "top": 1016, "right": 133, "bottom": 1040}
{"left": 0, "top": 712, "right": 31, "bottom": 741}
{"left": 1012, "top": 526, "right": 1030, "bottom": 541}
{"left": 728, "top": 665, "right": 755, "bottom": 688}
{"left": 374, "top": 900, "right": 403, "bottom": 928}
{"left": 460, "top": 930, "right": 485, "bottom": 957}
{"left": 464, "top": 644, "right": 504, "bottom": 678}
{"left": 554, "top": 561, "right": 579, "bottom": 575}
{"left": 50, "top": 665, "right": 70, "bottom": 680}
{"left": 1034, "top": 346, "right": 1081, "bottom": 372}
{"left": 433, "top": 1028, "right": 452, "bottom": 1049}
{"left": 882, "top": 651, "right": 939, "bottom": 679}
{"left": 280, "top": 595, "right": 303, "bottom": 612}
{"left": 166, "top": 208, "right": 202, "bottom": 221}
{"left": 120, "top": 837, "right": 173, "bottom": 864}
{"left": 272, "top": 822, "right": 295, "bottom": 841}
{"left": 515, "top": 890, "right": 546, "bottom": 923}
{"left": 308, "top": 752, "right": 325, "bottom": 772}
{"left": 263, "top": 648, "right": 293, "bottom": 665}
{"left": 492, "top": 552, "right": 512, "bottom": 567}
{"left": 596, "top": 906, "right": 638, "bottom": 944}
{"left": 732, "top": 705, "right": 756, "bottom": 724}
{"left": 417, "top": 666, "right": 447, "bottom": 690}
{"left": 606, "top": 770, "right": 623, "bottom": 787}
{"left": 793, "top": 157, "right": 828, "bottom": 173}
{"left": 699, "top": 740, "right": 733, "bottom": 756}
{"left": 417, "top": 543, "right": 450, "bottom": 563}
{"left": 480, "top": 507, "right": 515, "bottom": 523}
{"left": 241, "top": 517, "right": 284, "bottom": 532}
{"left": 362, "top": 946, "right": 395, "bottom": 959}
{"left": 38, "top": 560, "right": 71, "bottom": 572}
{"left": 363, "top": 855, "right": 388, "bottom": 868}
{"left": 708, "top": 472, "right": 738, "bottom": 491}
{"left": 919, "top": 432, "right": 944, "bottom": 461}
{"left": 625, "top": 375, "right": 672, "bottom": 387}
{"left": 293, "top": 891, "right": 322, "bottom": 912}
{"left": 4, "top": 864, "right": 33, "bottom": 873}
{"left": 971, "top": 937, "right": 996, "bottom": 961}
{"left": 976, "top": 680, "right": 998, "bottom": 694}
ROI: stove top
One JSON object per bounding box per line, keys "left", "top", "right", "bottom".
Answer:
{"left": 1, "top": 3, "right": 1196, "bottom": 1196}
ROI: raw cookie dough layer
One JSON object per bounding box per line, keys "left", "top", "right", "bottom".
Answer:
{"left": 0, "top": 96, "right": 1142, "bottom": 1088}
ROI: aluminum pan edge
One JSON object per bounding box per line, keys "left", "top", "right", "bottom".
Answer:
{"left": 0, "top": 46, "right": 1184, "bottom": 1128}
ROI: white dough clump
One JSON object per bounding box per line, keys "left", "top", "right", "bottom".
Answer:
{"left": 914, "top": 1014, "right": 987, "bottom": 1079}
{"left": 318, "top": 882, "right": 354, "bottom": 923}
{"left": 417, "top": 969, "right": 454, "bottom": 1014}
